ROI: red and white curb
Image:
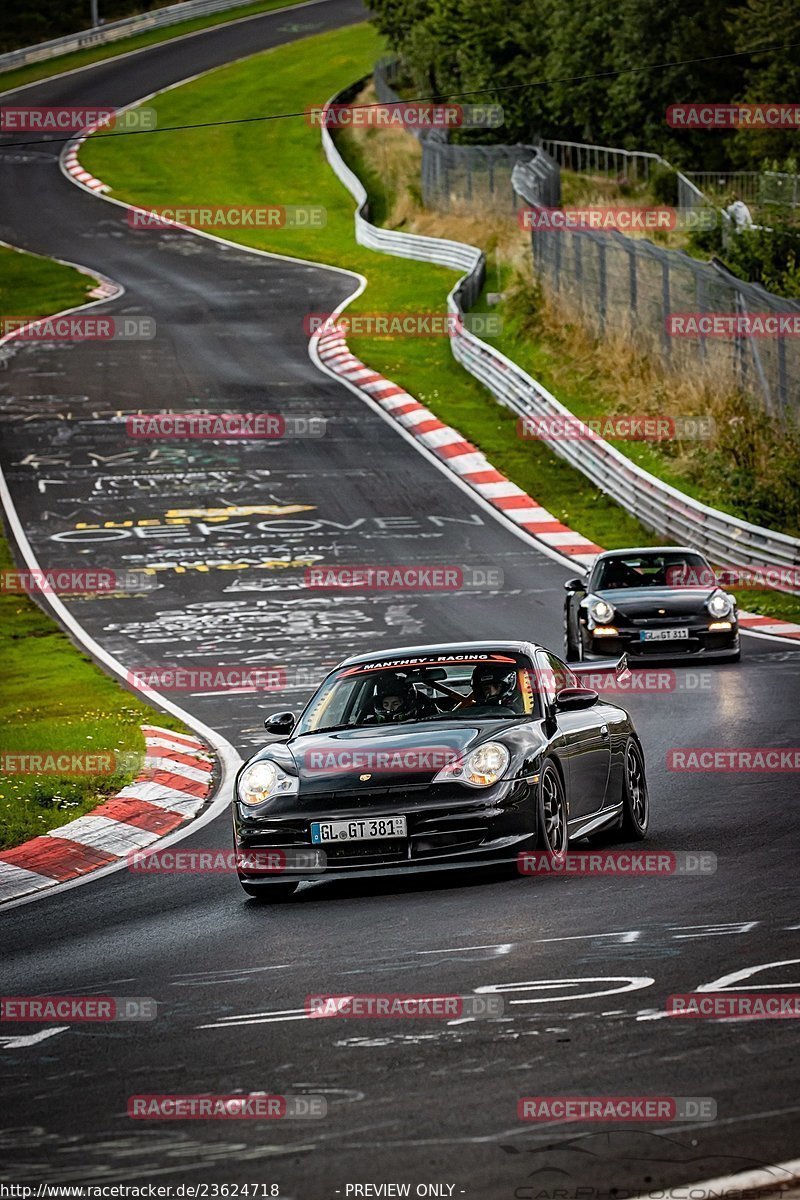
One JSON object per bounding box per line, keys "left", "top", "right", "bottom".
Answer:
{"left": 0, "top": 726, "right": 215, "bottom": 904}
{"left": 737, "top": 611, "right": 800, "bottom": 639}
{"left": 63, "top": 125, "right": 110, "bottom": 193}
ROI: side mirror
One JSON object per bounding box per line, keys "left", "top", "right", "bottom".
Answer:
{"left": 555, "top": 687, "right": 598, "bottom": 711}
{"left": 564, "top": 577, "right": 586, "bottom": 592}
{"left": 264, "top": 711, "right": 296, "bottom": 737}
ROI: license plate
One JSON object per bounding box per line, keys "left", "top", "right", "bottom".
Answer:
{"left": 310, "top": 817, "right": 408, "bottom": 844}
{"left": 640, "top": 627, "right": 690, "bottom": 641}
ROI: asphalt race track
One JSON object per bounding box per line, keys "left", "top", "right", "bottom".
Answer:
{"left": 1, "top": 2, "right": 799, "bottom": 1192}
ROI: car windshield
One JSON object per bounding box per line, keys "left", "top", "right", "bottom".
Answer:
{"left": 294, "top": 651, "right": 538, "bottom": 735}
{"left": 593, "top": 551, "right": 714, "bottom": 591}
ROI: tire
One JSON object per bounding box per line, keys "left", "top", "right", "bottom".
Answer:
{"left": 619, "top": 739, "right": 649, "bottom": 840}
{"left": 564, "top": 604, "right": 581, "bottom": 662}
{"left": 240, "top": 881, "right": 298, "bottom": 902}
{"left": 536, "top": 760, "right": 569, "bottom": 856}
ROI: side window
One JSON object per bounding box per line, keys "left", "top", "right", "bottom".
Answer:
{"left": 543, "top": 651, "right": 579, "bottom": 698}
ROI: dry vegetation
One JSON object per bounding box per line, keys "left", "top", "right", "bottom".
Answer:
{"left": 345, "top": 83, "right": 800, "bottom": 538}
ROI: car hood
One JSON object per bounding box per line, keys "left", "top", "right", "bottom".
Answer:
{"left": 593, "top": 586, "right": 717, "bottom": 619}
{"left": 259, "top": 720, "right": 516, "bottom": 793}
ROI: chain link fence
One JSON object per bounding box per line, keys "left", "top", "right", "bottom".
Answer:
{"left": 373, "top": 59, "right": 560, "bottom": 214}
{"left": 371, "top": 58, "right": 798, "bottom": 421}
{"left": 513, "top": 163, "right": 800, "bottom": 423}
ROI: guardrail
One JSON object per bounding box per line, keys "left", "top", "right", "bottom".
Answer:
{"left": 0, "top": 0, "right": 250, "bottom": 73}
{"left": 321, "top": 77, "right": 800, "bottom": 590}
{"left": 537, "top": 137, "right": 716, "bottom": 218}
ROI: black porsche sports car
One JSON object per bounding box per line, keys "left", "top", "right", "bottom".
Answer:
{"left": 232, "top": 641, "right": 649, "bottom": 900}
{"left": 564, "top": 546, "right": 740, "bottom": 663}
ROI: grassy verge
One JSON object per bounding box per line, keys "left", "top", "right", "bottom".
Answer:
{"left": 80, "top": 25, "right": 800, "bottom": 626}
{"left": 0, "top": 0, "right": 310, "bottom": 95}
{"left": 0, "top": 242, "right": 96, "bottom": 317}
{"left": 0, "top": 245, "right": 189, "bottom": 850}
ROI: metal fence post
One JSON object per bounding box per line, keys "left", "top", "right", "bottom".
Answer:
{"left": 661, "top": 258, "right": 671, "bottom": 359}
{"left": 598, "top": 239, "right": 607, "bottom": 334}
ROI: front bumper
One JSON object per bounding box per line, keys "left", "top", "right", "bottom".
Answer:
{"left": 582, "top": 622, "right": 739, "bottom": 660}
{"left": 233, "top": 777, "right": 537, "bottom": 883}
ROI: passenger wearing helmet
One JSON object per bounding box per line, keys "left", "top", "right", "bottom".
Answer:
{"left": 372, "top": 674, "right": 436, "bottom": 723}
{"left": 470, "top": 664, "right": 518, "bottom": 712}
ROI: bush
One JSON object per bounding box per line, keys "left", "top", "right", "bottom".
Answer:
{"left": 650, "top": 165, "right": 679, "bottom": 206}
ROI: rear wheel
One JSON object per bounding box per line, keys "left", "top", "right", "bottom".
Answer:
{"left": 537, "top": 761, "right": 569, "bottom": 856}
{"left": 619, "top": 740, "right": 649, "bottom": 840}
{"left": 239, "top": 881, "right": 298, "bottom": 903}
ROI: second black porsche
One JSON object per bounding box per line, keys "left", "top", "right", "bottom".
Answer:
{"left": 564, "top": 546, "right": 740, "bottom": 662}
{"left": 232, "top": 640, "right": 649, "bottom": 900}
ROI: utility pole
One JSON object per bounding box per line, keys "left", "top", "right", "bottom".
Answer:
{"left": 90, "top": 0, "right": 99, "bottom": 26}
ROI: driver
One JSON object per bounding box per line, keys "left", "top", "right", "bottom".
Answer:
{"left": 372, "top": 673, "right": 435, "bottom": 723}
{"left": 470, "top": 664, "right": 518, "bottom": 709}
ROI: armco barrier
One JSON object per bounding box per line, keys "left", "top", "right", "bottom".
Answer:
{"left": 0, "top": 0, "right": 257, "bottom": 73}
{"left": 321, "top": 79, "right": 800, "bottom": 593}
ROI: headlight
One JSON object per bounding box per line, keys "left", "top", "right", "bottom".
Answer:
{"left": 706, "top": 590, "right": 734, "bottom": 618}
{"left": 433, "top": 741, "right": 510, "bottom": 788}
{"left": 237, "top": 759, "right": 298, "bottom": 807}
{"left": 587, "top": 595, "right": 615, "bottom": 624}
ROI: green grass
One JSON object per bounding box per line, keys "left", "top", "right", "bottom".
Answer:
{"left": 0, "top": 528, "right": 189, "bottom": 849}
{"left": 0, "top": 242, "right": 96, "bottom": 317}
{"left": 81, "top": 22, "right": 800, "bottom": 628}
{"left": 0, "top": 245, "right": 190, "bottom": 850}
{"left": 0, "top": 0, "right": 311, "bottom": 95}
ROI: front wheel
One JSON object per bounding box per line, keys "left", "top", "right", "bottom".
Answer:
{"left": 619, "top": 739, "right": 649, "bottom": 840}
{"left": 537, "top": 760, "right": 569, "bottom": 856}
{"left": 564, "top": 605, "right": 582, "bottom": 662}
